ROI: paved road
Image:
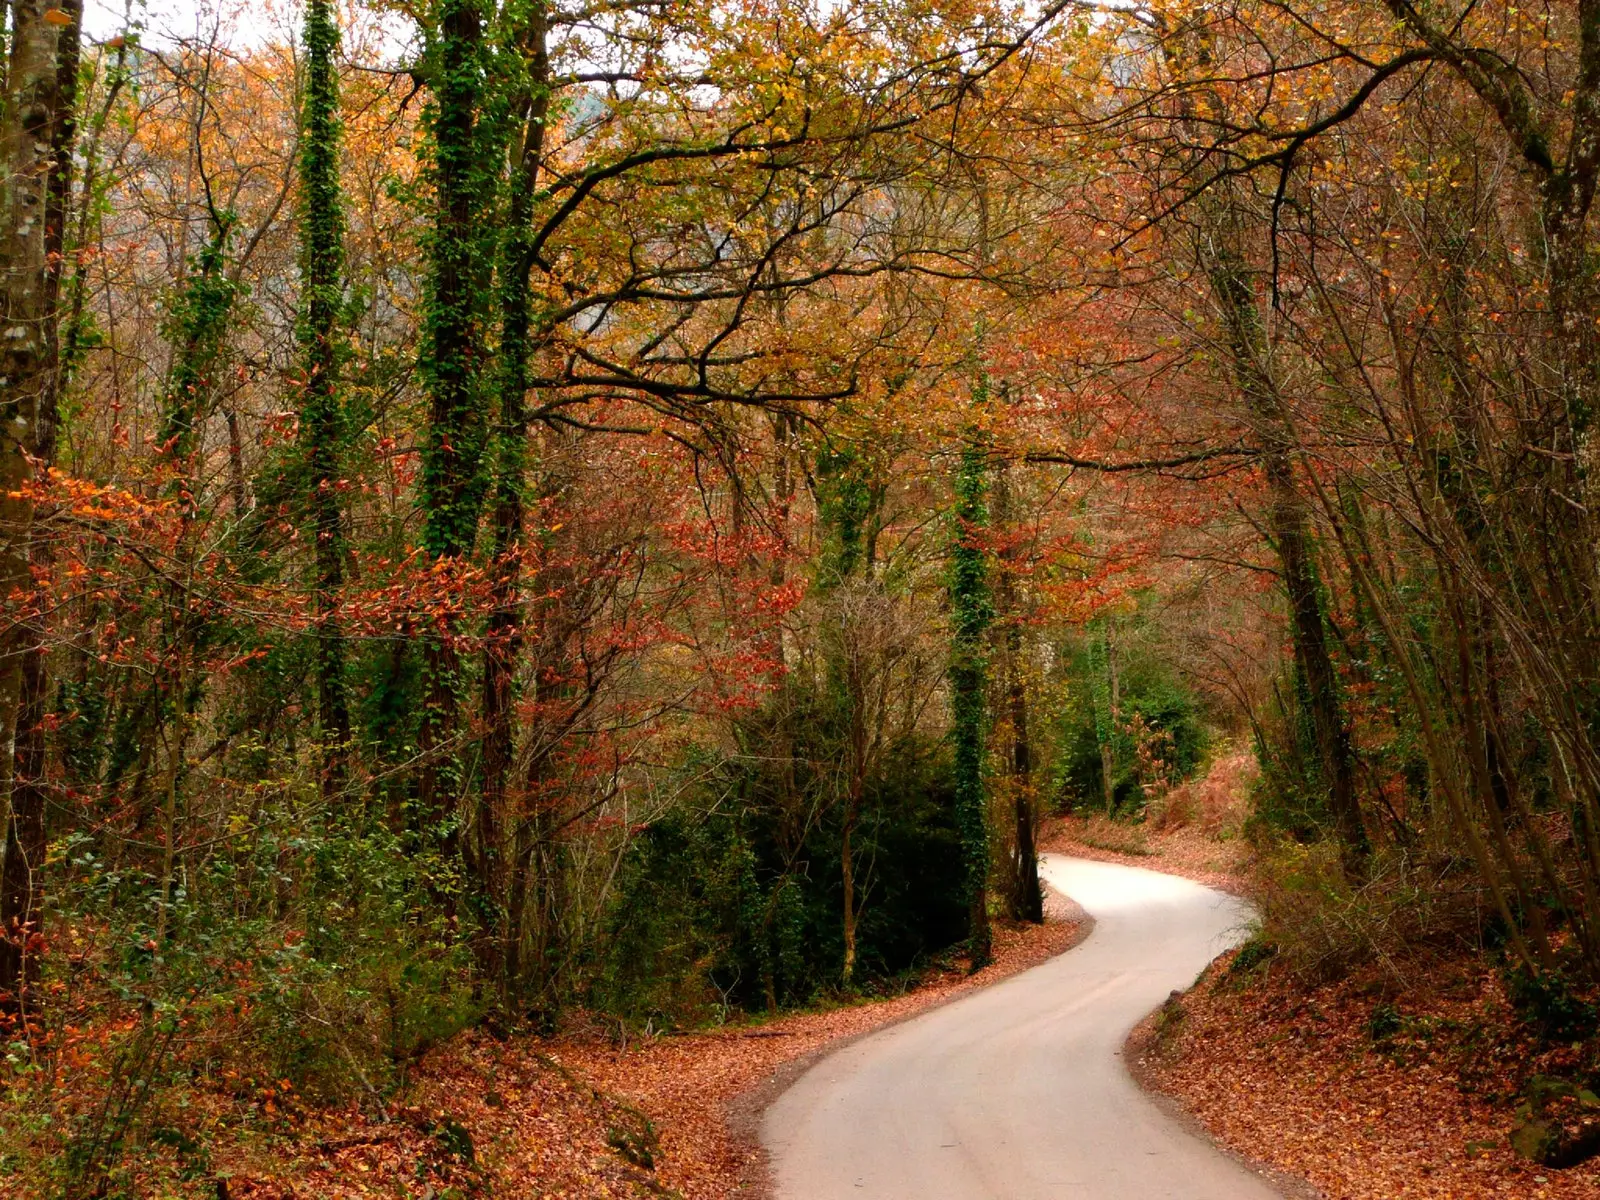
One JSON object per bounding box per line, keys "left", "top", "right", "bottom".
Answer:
{"left": 763, "top": 854, "right": 1285, "bottom": 1199}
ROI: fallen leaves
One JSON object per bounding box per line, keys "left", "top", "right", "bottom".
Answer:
{"left": 561, "top": 897, "right": 1085, "bottom": 1198}
{"left": 1050, "top": 754, "right": 1600, "bottom": 1200}
{"left": 1042, "top": 813, "right": 1254, "bottom": 895}
{"left": 1137, "top": 950, "right": 1600, "bottom": 1200}
{"left": 206, "top": 903, "right": 1082, "bottom": 1199}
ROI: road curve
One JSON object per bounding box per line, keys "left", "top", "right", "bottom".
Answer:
{"left": 762, "top": 853, "right": 1284, "bottom": 1200}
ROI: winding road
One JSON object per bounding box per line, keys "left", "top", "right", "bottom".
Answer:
{"left": 763, "top": 853, "right": 1285, "bottom": 1199}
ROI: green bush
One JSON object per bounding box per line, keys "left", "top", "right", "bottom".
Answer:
{"left": 1050, "top": 637, "right": 1206, "bottom": 816}
{"left": 1504, "top": 966, "right": 1600, "bottom": 1044}
{"left": 593, "top": 726, "right": 965, "bottom": 1025}
{"left": 8, "top": 794, "right": 479, "bottom": 1200}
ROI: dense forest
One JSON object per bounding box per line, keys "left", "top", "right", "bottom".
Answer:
{"left": 3, "top": 0, "right": 1600, "bottom": 1194}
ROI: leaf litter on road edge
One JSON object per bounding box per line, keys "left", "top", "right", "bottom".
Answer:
{"left": 215, "top": 902, "right": 1085, "bottom": 1199}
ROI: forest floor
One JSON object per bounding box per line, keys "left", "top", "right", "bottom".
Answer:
{"left": 1053, "top": 752, "right": 1600, "bottom": 1200}
{"left": 1134, "top": 946, "right": 1600, "bottom": 1200}
{"left": 211, "top": 897, "right": 1086, "bottom": 1199}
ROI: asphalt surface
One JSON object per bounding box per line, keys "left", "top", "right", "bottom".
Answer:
{"left": 763, "top": 853, "right": 1285, "bottom": 1199}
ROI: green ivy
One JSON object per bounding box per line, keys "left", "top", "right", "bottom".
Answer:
{"left": 949, "top": 422, "right": 993, "bottom": 968}
{"left": 160, "top": 225, "right": 237, "bottom": 484}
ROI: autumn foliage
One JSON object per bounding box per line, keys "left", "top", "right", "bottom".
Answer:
{"left": 4, "top": 0, "right": 1600, "bottom": 1193}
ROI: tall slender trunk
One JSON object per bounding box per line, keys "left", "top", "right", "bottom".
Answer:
{"left": 991, "top": 458, "right": 1041, "bottom": 921}
{"left": 1206, "top": 240, "right": 1370, "bottom": 874}
{"left": 1, "top": 0, "right": 81, "bottom": 1002}
{"left": 760, "top": 412, "right": 797, "bottom": 1006}
{"left": 416, "top": 0, "right": 493, "bottom": 868}
{"left": 40, "top": 0, "right": 80, "bottom": 443}
{"left": 769, "top": 411, "right": 794, "bottom": 673}
{"left": 479, "top": 4, "right": 550, "bottom": 997}
{"left": 815, "top": 443, "right": 877, "bottom": 983}
{"left": 298, "top": 0, "right": 351, "bottom": 796}
{"left": 951, "top": 435, "right": 993, "bottom": 970}
{"left": 510, "top": 487, "right": 574, "bottom": 1013}
{"left": 840, "top": 670, "right": 867, "bottom": 985}
{"left": 1096, "top": 621, "right": 1118, "bottom": 812}
{"left": 1009, "top": 663, "right": 1041, "bottom": 916}
{"left": 840, "top": 793, "right": 858, "bottom": 984}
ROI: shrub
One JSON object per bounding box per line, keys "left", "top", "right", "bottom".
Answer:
{"left": 1227, "top": 933, "right": 1278, "bottom": 978}
{"left": 592, "top": 730, "right": 966, "bottom": 1025}
{"left": 1253, "top": 840, "right": 1497, "bottom": 983}
{"left": 1504, "top": 967, "right": 1600, "bottom": 1044}
{"left": 1365, "top": 1001, "right": 1403, "bottom": 1043}
{"left": 1051, "top": 649, "right": 1207, "bottom": 817}
{"left": 0, "top": 803, "right": 479, "bottom": 1199}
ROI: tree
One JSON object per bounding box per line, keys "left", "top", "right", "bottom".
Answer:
{"left": 950, "top": 423, "right": 994, "bottom": 970}
{"left": 413, "top": 0, "right": 497, "bottom": 873}
{"left": 1, "top": 0, "right": 83, "bottom": 1003}
{"left": 990, "top": 420, "right": 1043, "bottom": 921}
{"left": 296, "top": 0, "right": 353, "bottom": 795}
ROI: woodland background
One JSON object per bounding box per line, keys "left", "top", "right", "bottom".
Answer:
{"left": 2, "top": 0, "right": 1600, "bottom": 1194}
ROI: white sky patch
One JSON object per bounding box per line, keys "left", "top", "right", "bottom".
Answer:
{"left": 85, "top": 0, "right": 289, "bottom": 46}
{"left": 83, "top": 0, "right": 413, "bottom": 60}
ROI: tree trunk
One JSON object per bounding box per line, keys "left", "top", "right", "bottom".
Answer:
{"left": 477, "top": 3, "right": 550, "bottom": 1000}
{"left": 1206, "top": 240, "right": 1370, "bottom": 874}
{"left": 991, "top": 459, "right": 1041, "bottom": 922}
{"left": 505, "top": 431, "right": 576, "bottom": 1011}
{"left": 951, "top": 435, "right": 992, "bottom": 971}
{"left": 0, "top": 0, "right": 80, "bottom": 1003}
{"left": 298, "top": 0, "right": 351, "bottom": 797}
{"left": 1007, "top": 644, "right": 1042, "bottom": 922}
{"left": 840, "top": 796, "right": 858, "bottom": 985}
{"left": 416, "top": 0, "right": 494, "bottom": 857}
{"left": 1097, "top": 621, "right": 1118, "bottom": 813}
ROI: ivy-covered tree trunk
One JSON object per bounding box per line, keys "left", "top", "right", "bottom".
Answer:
{"left": 148, "top": 223, "right": 237, "bottom": 948}
{"left": 161, "top": 227, "right": 236, "bottom": 486}
{"left": 950, "top": 435, "right": 993, "bottom": 971}
{"left": 297, "top": 0, "right": 352, "bottom": 796}
{"left": 1160, "top": 24, "right": 1369, "bottom": 878}
{"left": 991, "top": 458, "right": 1042, "bottom": 923}
{"left": 418, "top": 0, "right": 495, "bottom": 558}
{"left": 0, "top": 0, "right": 80, "bottom": 1004}
{"left": 479, "top": 1, "right": 550, "bottom": 998}
{"left": 416, "top": 0, "right": 495, "bottom": 874}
